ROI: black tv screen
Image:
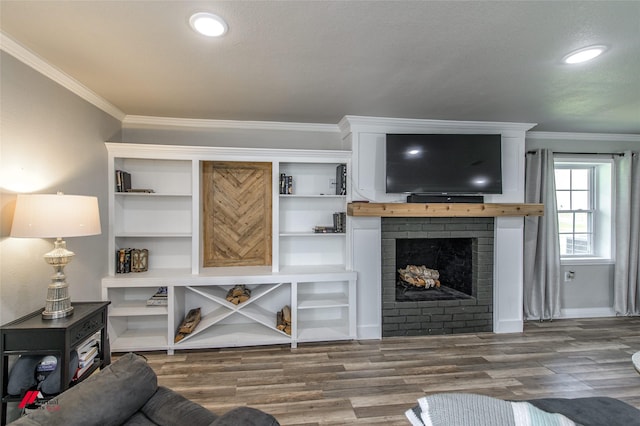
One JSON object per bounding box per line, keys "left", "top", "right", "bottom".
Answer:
{"left": 385, "top": 134, "right": 502, "bottom": 195}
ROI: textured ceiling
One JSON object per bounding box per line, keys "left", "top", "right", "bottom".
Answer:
{"left": 1, "top": 1, "right": 639, "bottom": 133}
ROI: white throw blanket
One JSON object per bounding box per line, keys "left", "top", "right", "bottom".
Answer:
{"left": 406, "top": 393, "right": 577, "bottom": 426}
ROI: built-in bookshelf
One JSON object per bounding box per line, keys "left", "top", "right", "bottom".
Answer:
{"left": 103, "top": 143, "right": 355, "bottom": 353}
{"left": 278, "top": 162, "right": 349, "bottom": 271}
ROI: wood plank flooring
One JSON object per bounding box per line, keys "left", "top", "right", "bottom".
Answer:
{"left": 117, "top": 317, "right": 640, "bottom": 425}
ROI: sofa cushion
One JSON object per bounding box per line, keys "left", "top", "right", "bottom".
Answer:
{"left": 528, "top": 397, "right": 640, "bottom": 426}
{"left": 140, "top": 386, "right": 218, "bottom": 426}
{"left": 9, "top": 352, "right": 157, "bottom": 426}
{"left": 121, "top": 411, "right": 157, "bottom": 426}
{"left": 406, "top": 393, "right": 577, "bottom": 426}
{"left": 211, "top": 407, "right": 280, "bottom": 426}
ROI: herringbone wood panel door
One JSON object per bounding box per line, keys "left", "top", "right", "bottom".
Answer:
{"left": 202, "top": 161, "right": 272, "bottom": 267}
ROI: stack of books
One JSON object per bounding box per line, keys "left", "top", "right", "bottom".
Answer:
{"left": 116, "top": 248, "right": 149, "bottom": 273}
{"left": 115, "top": 170, "right": 154, "bottom": 193}
{"left": 279, "top": 173, "right": 293, "bottom": 194}
{"left": 313, "top": 225, "right": 336, "bottom": 233}
{"left": 147, "top": 287, "right": 168, "bottom": 306}
{"left": 115, "top": 169, "right": 132, "bottom": 192}
{"left": 116, "top": 248, "right": 132, "bottom": 273}
{"left": 74, "top": 333, "right": 99, "bottom": 380}
{"left": 313, "top": 212, "right": 346, "bottom": 234}
{"left": 333, "top": 211, "right": 346, "bottom": 232}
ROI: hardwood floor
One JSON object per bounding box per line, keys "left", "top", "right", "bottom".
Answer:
{"left": 119, "top": 317, "right": 640, "bottom": 425}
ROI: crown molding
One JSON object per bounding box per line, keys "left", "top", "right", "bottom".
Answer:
{"left": 1, "top": 30, "right": 125, "bottom": 121}
{"left": 105, "top": 142, "right": 350, "bottom": 161}
{"left": 123, "top": 115, "right": 340, "bottom": 133}
{"left": 527, "top": 131, "right": 640, "bottom": 142}
{"left": 339, "top": 115, "right": 536, "bottom": 136}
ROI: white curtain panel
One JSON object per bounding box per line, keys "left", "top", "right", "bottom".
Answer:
{"left": 613, "top": 151, "right": 640, "bottom": 316}
{"left": 523, "top": 149, "right": 562, "bottom": 320}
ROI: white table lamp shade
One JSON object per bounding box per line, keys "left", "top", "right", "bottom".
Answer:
{"left": 10, "top": 193, "right": 101, "bottom": 319}
{"left": 11, "top": 194, "right": 101, "bottom": 238}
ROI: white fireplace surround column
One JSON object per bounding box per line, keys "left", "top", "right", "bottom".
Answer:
{"left": 339, "top": 116, "right": 536, "bottom": 339}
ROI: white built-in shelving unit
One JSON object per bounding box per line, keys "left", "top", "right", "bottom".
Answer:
{"left": 102, "top": 143, "right": 355, "bottom": 354}
{"left": 278, "top": 162, "right": 348, "bottom": 271}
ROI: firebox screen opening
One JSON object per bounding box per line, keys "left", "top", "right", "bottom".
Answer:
{"left": 396, "top": 238, "right": 474, "bottom": 302}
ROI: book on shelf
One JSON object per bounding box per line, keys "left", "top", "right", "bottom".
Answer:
{"left": 78, "top": 346, "right": 98, "bottom": 367}
{"left": 125, "top": 188, "right": 155, "bottom": 193}
{"left": 313, "top": 225, "right": 336, "bottom": 233}
{"left": 116, "top": 248, "right": 132, "bottom": 273}
{"left": 115, "top": 170, "right": 132, "bottom": 192}
{"left": 279, "top": 174, "right": 293, "bottom": 194}
{"left": 115, "top": 170, "right": 155, "bottom": 193}
{"left": 74, "top": 332, "right": 100, "bottom": 380}
{"left": 147, "top": 286, "right": 168, "bottom": 306}
{"left": 77, "top": 333, "right": 99, "bottom": 358}
{"left": 336, "top": 164, "right": 347, "bottom": 195}
{"left": 313, "top": 212, "right": 346, "bottom": 234}
{"left": 332, "top": 211, "right": 346, "bottom": 233}
{"left": 74, "top": 357, "right": 97, "bottom": 380}
{"left": 117, "top": 248, "right": 149, "bottom": 273}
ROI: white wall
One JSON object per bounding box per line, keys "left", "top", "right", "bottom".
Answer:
{"left": 526, "top": 132, "right": 640, "bottom": 318}
{"left": 0, "top": 52, "right": 121, "bottom": 324}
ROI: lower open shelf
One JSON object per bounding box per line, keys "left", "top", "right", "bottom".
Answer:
{"left": 174, "top": 323, "right": 291, "bottom": 349}
{"left": 109, "top": 328, "right": 168, "bottom": 352}
{"left": 103, "top": 270, "right": 356, "bottom": 353}
{"left": 297, "top": 319, "right": 352, "bottom": 342}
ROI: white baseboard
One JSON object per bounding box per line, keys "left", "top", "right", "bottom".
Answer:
{"left": 357, "top": 325, "right": 381, "bottom": 340}
{"left": 559, "top": 307, "right": 616, "bottom": 319}
{"left": 494, "top": 319, "right": 524, "bottom": 334}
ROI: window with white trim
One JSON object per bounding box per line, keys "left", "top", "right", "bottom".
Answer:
{"left": 554, "top": 158, "right": 613, "bottom": 260}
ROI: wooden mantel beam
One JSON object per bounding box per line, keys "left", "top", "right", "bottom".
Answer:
{"left": 347, "top": 202, "right": 544, "bottom": 218}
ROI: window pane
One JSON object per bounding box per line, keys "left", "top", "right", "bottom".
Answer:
{"left": 555, "top": 169, "right": 571, "bottom": 190}
{"left": 574, "top": 212, "right": 590, "bottom": 232}
{"left": 558, "top": 234, "right": 571, "bottom": 255}
{"left": 572, "top": 169, "right": 590, "bottom": 190}
{"left": 558, "top": 213, "right": 574, "bottom": 233}
{"left": 571, "top": 234, "right": 591, "bottom": 255}
{"left": 572, "top": 190, "right": 590, "bottom": 210}
{"left": 556, "top": 191, "right": 571, "bottom": 210}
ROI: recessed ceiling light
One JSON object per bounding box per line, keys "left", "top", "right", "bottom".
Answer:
{"left": 189, "top": 12, "right": 228, "bottom": 37}
{"left": 562, "top": 45, "right": 607, "bottom": 64}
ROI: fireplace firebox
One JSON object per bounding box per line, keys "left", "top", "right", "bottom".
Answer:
{"left": 382, "top": 217, "right": 494, "bottom": 336}
{"left": 395, "top": 238, "right": 473, "bottom": 302}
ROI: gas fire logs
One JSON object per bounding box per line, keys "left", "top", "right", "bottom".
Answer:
{"left": 398, "top": 265, "right": 440, "bottom": 288}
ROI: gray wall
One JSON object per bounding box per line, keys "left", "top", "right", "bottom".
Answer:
{"left": 0, "top": 52, "right": 121, "bottom": 324}
{"left": 526, "top": 133, "right": 640, "bottom": 315}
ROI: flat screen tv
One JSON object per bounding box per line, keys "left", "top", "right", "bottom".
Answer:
{"left": 385, "top": 134, "right": 502, "bottom": 195}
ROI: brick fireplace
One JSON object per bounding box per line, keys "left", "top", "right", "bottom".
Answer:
{"left": 381, "top": 217, "right": 494, "bottom": 336}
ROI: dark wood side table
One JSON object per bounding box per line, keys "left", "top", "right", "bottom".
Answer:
{"left": 0, "top": 302, "right": 111, "bottom": 425}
